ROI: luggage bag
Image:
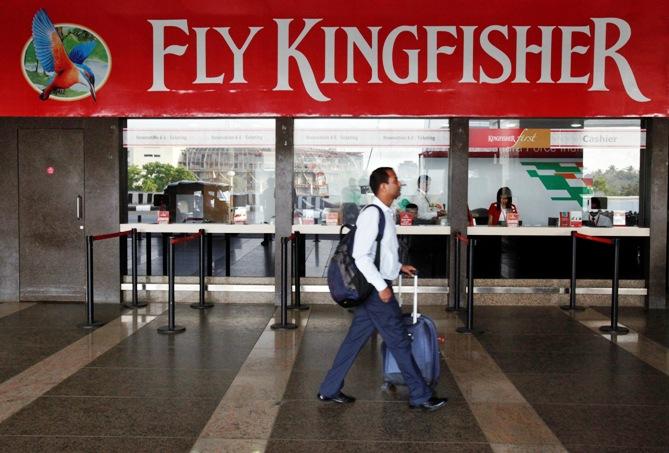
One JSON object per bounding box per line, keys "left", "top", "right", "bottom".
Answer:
{"left": 382, "top": 274, "right": 440, "bottom": 387}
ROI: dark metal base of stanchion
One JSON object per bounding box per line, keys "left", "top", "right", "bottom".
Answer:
{"left": 190, "top": 302, "right": 215, "bottom": 309}
{"left": 559, "top": 304, "right": 586, "bottom": 311}
{"left": 271, "top": 322, "right": 298, "bottom": 330}
{"left": 456, "top": 326, "right": 483, "bottom": 335}
{"left": 157, "top": 325, "right": 186, "bottom": 334}
{"left": 287, "top": 304, "right": 310, "bottom": 311}
{"left": 123, "top": 302, "right": 148, "bottom": 309}
{"left": 598, "top": 325, "right": 630, "bottom": 335}
{"left": 79, "top": 320, "right": 105, "bottom": 330}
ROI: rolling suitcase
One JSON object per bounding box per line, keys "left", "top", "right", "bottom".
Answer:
{"left": 382, "top": 274, "right": 440, "bottom": 388}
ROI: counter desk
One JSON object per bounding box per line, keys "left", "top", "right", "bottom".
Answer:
{"left": 119, "top": 223, "right": 275, "bottom": 277}
{"left": 465, "top": 226, "right": 649, "bottom": 279}
{"left": 467, "top": 226, "right": 649, "bottom": 237}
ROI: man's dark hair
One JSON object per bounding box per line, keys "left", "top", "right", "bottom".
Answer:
{"left": 369, "top": 167, "right": 393, "bottom": 195}
{"left": 417, "top": 174, "right": 431, "bottom": 188}
{"left": 406, "top": 203, "right": 418, "bottom": 210}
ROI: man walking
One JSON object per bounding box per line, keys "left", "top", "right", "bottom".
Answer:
{"left": 317, "top": 167, "right": 448, "bottom": 411}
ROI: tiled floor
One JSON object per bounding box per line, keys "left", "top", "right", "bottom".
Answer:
{"left": 0, "top": 301, "right": 667, "bottom": 452}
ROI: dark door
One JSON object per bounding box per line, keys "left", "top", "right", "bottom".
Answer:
{"left": 18, "top": 129, "right": 86, "bottom": 301}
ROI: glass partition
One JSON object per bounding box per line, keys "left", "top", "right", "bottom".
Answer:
{"left": 124, "top": 119, "right": 275, "bottom": 224}
{"left": 467, "top": 119, "right": 642, "bottom": 227}
{"left": 294, "top": 118, "right": 450, "bottom": 279}
{"left": 294, "top": 118, "right": 450, "bottom": 226}
{"left": 467, "top": 118, "right": 644, "bottom": 279}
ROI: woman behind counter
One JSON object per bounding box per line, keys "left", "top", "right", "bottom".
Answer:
{"left": 488, "top": 187, "right": 519, "bottom": 225}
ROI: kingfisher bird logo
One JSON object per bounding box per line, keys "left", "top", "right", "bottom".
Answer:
{"left": 21, "top": 9, "right": 111, "bottom": 102}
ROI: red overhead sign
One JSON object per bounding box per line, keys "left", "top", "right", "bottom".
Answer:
{"left": 2, "top": 1, "right": 668, "bottom": 117}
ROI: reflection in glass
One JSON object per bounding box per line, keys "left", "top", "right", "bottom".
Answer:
{"left": 467, "top": 119, "right": 642, "bottom": 227}
{"left": 125, "top": 119, "right": 275, "bottom": 224}
{"left": 294, "top": 118, "right": 449, "bottom": 227}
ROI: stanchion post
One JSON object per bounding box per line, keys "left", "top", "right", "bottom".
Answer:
{"left": 447, "top": 233, "right": 461, "bottom": 312}
{"left": 561, "top": 231, "right": 585, "bottom": 311}
{"left": 145, "top": 232, "right": 152, "bottom": 276}
{"left": 132, "top": 228, "right": 138, "bottom": 305}
{"left": 80, "top": 235, "right": 105, "bottom": 329}
{"left": 225, "top": 233, "right": 231, "bottom": 276}
{"left": 457, "top": 238, "right": 479, "bottom": 334}
{"left": 206, "top": 233, "right": 213, "bottom": 276}
{"left": 158, "top": 236, "right": 186, "bottom": 334}
{"left": 271, "top": 236, "right": 297, "bottom": 330}
{"left": 288, "top": 232, "right": 309, "bottom": 311}
{"left": 191, "top": 229, "right": 214, "bottom": 310}
{"left": 599, "top": 238, "right": 629, "bottom": 335}
{"left": 123, "top": 228, "right": 147, "bottom": 309}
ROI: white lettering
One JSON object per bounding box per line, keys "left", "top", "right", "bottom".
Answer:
{"left": 148, "top": 19, "right": 189, "bottom": 92}
{"left": 216, "top": 26, "right": 263, "bottom": 83}
{"left": 590, "top": 18, "right": 649, "bottom": 102}
{"left": 513, "top": 26, "right": 554, "bottom": 83}
{"left": 274, "top": 18, "right": 330, "bottom": 102}
{"left": 459, "top": 26, "right": 477, "bottom": 83}
{"left": 558, "top": 26, "right": 590, "bottom": 84}
{"left": 193, "top": 28, "right": 225, "bottom": 84}
{"left": 479, "top": 25, "right": 511, "bottom": 84}
{"left": 322, "top": 27, "right": 338, "bottom": 83}
{"left": 383, "top": 26, "right": 419, "bottom": 84}
{"left": 424, "top": 26, "right": 457, "bottom": 83}
{"left": 343, "top": 27, "right": 381, "bottom": 83}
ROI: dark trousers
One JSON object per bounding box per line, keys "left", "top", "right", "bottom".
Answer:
{"left": 319, "top": 286, "right": 432, "bottom": 405}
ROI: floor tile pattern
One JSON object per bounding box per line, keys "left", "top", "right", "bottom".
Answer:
{"left": 474, "top": 306, "right": 669, "bottom": 451}
{"left": 0, "top": 304, "right": 274, "bottom": 452}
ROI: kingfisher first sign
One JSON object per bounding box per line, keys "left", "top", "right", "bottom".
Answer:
{"left": 2, "top": 0, "right": 668, "bottom": 117}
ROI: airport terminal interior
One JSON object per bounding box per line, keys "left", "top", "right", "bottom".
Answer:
{"left": 0, "top": 116, "right": 667, "bottom": 452}
{"left": 2, "top": 3, "right": 669, "bottom": 452}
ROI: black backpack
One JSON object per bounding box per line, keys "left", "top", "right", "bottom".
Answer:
{"left": 327, "top": 205, "right": 385, "bottom": 308}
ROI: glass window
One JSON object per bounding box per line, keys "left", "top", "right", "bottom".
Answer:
{"left": 294, "top": 118, "right": 450, "bottom": 226}
{"left": 124, "top": 119, "right": 275, "bottom": 224}
{"left": 294, "top": 118, "right": 450, "bottom": 280}
{"left": 468, "top": 119, "right": 642, "bottom": 227}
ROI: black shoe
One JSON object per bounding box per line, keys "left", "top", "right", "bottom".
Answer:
{"left": 317, "top": 392, "right": 356, "bottom": 404}
{"left": 410, "top": 396, "right": 448, "bottom": 412}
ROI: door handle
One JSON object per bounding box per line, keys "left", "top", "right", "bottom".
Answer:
{"left": 76, "top": 195, "right": 83, "bottom": 220}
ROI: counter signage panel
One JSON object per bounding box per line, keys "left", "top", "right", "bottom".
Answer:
{"left": 2, "top": 0, "right": 668, "bottom": 117}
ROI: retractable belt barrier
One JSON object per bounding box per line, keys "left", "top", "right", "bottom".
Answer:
{"left": 447, "top": 232, "right": 469, "bottom": 313}
{"left": 158, "top": 229, "right": 210, "bottom": 335}
{"left": 81, "top": 229, "right": 139, "bottom": 329}
{"left": 456, "top": 235, "right": 481, "bottom": 335}
{"left": 561, "top": 231, "right": 628, "bottom": 335}
{"left": 271, "top": 235, "right": 298, "bottom": 330}
{"left": 288, "top": 231, "right": 309, "bottom": 312}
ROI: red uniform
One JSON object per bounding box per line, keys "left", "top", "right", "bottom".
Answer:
{"left": 487, "top": 203, "right": 518, "bottom": 225}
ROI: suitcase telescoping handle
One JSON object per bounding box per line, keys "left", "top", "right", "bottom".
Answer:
{"left": 398, "top": 272, "right": 420, "bottom": 324}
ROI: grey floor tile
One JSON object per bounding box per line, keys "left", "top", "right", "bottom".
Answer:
{"left": 0, "top": 435, "right": 194, "bottom": 453}
{"left": 506, "top": 371, "right": 669, "bottom": 405}
{"left": 0, "top": 396, "right": 220, "bottom": 438}
{"left": 0, "top": 303, "right": 124, "bottom": 384}
{"left": 271, "top": 400, "right": 486, "bottom": 443}
{"left": 485, "top": 349, "right": 659, "bottom": 375}
{"left": 534, "top": 404, "right": 669, "bottom": 448}
{"left": 45, "top": 367, "right": 240, "bottom": 399}
{"left": 478, "top": 333, "right": 618, "bottom": 354}
{"left": 267, "top": 439, "right": 492, "bottom": 453}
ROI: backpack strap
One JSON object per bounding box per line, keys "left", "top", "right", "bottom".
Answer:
{"left": 362, "top": 204, "right": 386, "bottom": 269}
